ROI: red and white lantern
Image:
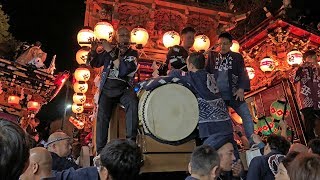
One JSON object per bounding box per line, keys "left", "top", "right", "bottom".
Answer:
{"left": 260, "top": 57, "right": 275, "bottom": 72}
{"left": 287, "top": 50, "right": 303, "bottom": 65}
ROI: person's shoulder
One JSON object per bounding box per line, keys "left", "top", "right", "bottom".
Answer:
{"left": 229, "top": 51, "right": 243, "bottom": 59}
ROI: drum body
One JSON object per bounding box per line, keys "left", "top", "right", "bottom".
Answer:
{"left": 138, "top": 84, "right": 199, "bottom": 144}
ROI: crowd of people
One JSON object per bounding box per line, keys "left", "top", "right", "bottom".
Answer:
{"left": 1, "top": 118, "right": 320, "bottom": 180}
{"left": 0, "top": 26, "right": 319, "bottom": 180}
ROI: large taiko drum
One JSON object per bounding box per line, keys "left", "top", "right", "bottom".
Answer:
{"left": 138, "top": 83, "right": 199, "bottom": 144}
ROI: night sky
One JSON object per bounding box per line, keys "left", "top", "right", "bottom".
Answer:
{"left": 2, "top": 0, "right": 86, "bottom": 129}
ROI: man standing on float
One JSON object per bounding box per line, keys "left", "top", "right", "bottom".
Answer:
{"left": 156, "top": 27, "right": 196, "bottom": 76}
{"left": 88, "top": 27, "right": 139, "bottom": 155}
{"left": 206, "top": 32, "right": 254, "bottom": 142}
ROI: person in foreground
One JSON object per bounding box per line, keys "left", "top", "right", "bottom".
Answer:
{"left": 186, "top": 145, "right": 220, "bottom": 180}
{"left": 274, "top": 151, "right": 300, "bottom": 180}
{"left": 20, "top": 147, "right": 99, "bottom": 180}
{"left": 246, "top": 134, "right": 290, "bottom": 180}
{"left": 0, "top": 118, "right": 30, "bottom": 180}
{"left": 46, "top": 131, "right": 79, "bottom": 171}
{"left": 97, "top": 139, "right": 143, "bottom": 180}
{"left": 288, "top": 152, "right": 320, "bottom": 180}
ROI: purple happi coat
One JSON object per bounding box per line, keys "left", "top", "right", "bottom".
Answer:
{"left": 290, "top": 65, "right": 320, "bottom": 110}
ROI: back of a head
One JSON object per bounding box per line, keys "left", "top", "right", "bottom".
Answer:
{"left": 267, "top": 134, "right": 290, "bottom": 155}
{"left": 288, "top": 153, "right": 320, "bottom": 180}
{"left": 303, "top": 49, "right": 317, "bottom": 60}
{"left": 281, "top": 151, "right": 300, "bottom": 169}
{"left": 308, "top": 138, "right": 320, "bottom": 155}
{"left": 181, "top": 27, "right": 196, "bottom": 36}
{"left": 289, "top": 143, "right": 308, "bottom": 153}
{"left": 188, "top": 52, "right": 206, "bottom": 69}
{"left": 0, "top": 119, "right": 30, "bottom": 179}
{"left": 100, "top": 139, "right": 142, "bottom": 180}
{"left": 218, "top": 32, "right": 233, "bottom": 42}
{"left": 190, "top": 145, "right": 220, "bottom": 176}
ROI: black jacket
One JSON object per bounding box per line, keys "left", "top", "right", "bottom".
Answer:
{"left": 206, "top": 51, "right": 250, "bottom": 107}
{"left": 51, "top": 152, "right": 80, "bottom": 171}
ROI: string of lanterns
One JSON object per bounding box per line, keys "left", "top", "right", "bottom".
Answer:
{"left": 76, "top": 19, "right": 307, "bottom": 84}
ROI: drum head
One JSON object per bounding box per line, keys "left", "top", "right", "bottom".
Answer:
{"left": 139, "top": 84, "right": 199, "bottom": 142}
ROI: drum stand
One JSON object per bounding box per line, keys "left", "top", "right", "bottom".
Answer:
{"left": 107, "top": 104, "right": 196, "bottom": 173}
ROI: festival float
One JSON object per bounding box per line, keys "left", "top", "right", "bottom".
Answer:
{"left": 73, "top": 0, "right": 320, "bottom": 173}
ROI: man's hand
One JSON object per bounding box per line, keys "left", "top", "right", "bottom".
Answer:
{"left": 101, "top": 39, "right": 112, "bottom": 52}
{"left": 234, "top": 88, "right": 244, "bottom": 101}
{"left": 152, "top": 69, "right": 160, "bottom": 78}
{"left": 232, "top": 159, "right": 242, "bottom": 177}
{"left": 90, "top": 39, "right": 99, "bottom": 51}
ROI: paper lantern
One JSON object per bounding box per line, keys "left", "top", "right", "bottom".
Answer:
{"left": 73, "top": 82, "right": 88, "bottom": 93}
{"left": 72, "top": 103, "right": 84, "bottom": 114}
{"left": 246, "top": 67, "right": 255, "bottom": 79}
{"left": 255, "top": 116, "right": 278, "bottom": 136}
{"left": 73, "top": 93, "right": 86, "bottom": 104}
{"left": 287, "top": 50, "right": 303, "bottom": 65}
{"left": 74, "top": 68, "right": 90, "bottom": 82}
{"left": 260, "top": 57, "right": 275, "bottom": 72}
{"left": 163, "top": 31, "right": 181, "bottom": 48}
{"left": 27, "top": 101, "right": 40, "bottom": 111}
{"left": 94, "top": 21, "right": 114, "bottom": 41}
{"left": 230, "top": 40, "right": 240, "bottom": 53}
{"left": 131, "top": 27, "right": 149, "bottom": 48}
{"left": 193, "top": 35, "right": 210, "bottom": 52}
{"left": 8, "top": 95, "right": 20, "bottom": 105}
{"left": 270, "top": 100, "right": 291, "bottom": 120}
{"left": 77, "top": 27, "right": 94, "bottom": 47}
{"left": 76, "top": 48, "right": 90, "bottom": 65}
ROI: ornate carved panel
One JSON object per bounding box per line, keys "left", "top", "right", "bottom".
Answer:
{"left": 118, "top": 3, "right": 150, "bottom": 30}
{"left": 186, "top": 14, "right": 218, "bottom": 35}
{"left": 154, "top": 9, "right": 187, "bottom": 33}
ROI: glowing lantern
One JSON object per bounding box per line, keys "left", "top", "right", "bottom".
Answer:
{"left": 73, "top": 82, "right": 88, "bottom": 93}
{"left": 163, "top": 31, "right": 181, "bottom": 48}
{"left": 193, "top": 35, "right": 210, "bottom": 52}
{"left": 270, "top": 100, "right": 291, "bottom": 120}
{"left": 27, "top": 101, "right": 40, "bottom": 111}
{"left": 74, "top": 68, "right": 90, "bottom": 82}
{"left": 94, "top": 21, "right": 114, "bottom": 41}
{"left": 76, "top": 48, "right": 90, "bottom": 65}
{"left": 73, "top": 93, "right": 86, "bottom": 104}
{"left": 131, "top": 27, "right": 149, "bottom": 48}
{"left": 8, "top": 95, "right": 20, "bottom": 105}
{"left": 287, "top": 50, "right": 303, "bottom": 65}
{"left": 246, "top": 67, "right": 255, "bottom": 79}
{"left": 77, "top": 27, "right": 94, "bottom": 47}
{"left": 230, "top": 40, "right": 240, "bottom": 53}
{"left": 260, "top": 57, "right": 275, "bottom": 72}
{"left": 72, "top": 103, "right": 84, "bottom": 114}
